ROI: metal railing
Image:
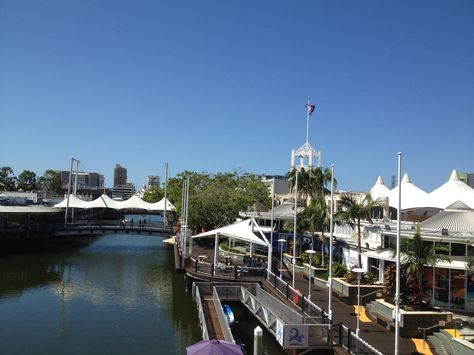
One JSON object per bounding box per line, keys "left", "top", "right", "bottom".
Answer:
{"left": 212, "top": 287, "right": 235, "bottom": 343}
{"left": 192, "top": 284, "right": 209, "bottom": 341}
{"left": 189, "top": 257, "right": 267, "bottom": 280}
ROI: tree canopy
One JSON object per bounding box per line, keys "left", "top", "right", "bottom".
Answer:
{"left": 149, "top": 171, "right": 271, "bottom": 233}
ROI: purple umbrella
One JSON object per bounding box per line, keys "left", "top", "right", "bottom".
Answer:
{"left": 186, "top": 339, "right": 243, "bottom": 355}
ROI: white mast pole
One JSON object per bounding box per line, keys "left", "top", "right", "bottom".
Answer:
{"left": 163, "top": 162, "right": 168, "bottom": 230}
{"left": 267, "top": 178, "right": 275, "bottom": 273}
{"left": 71, "top": 159, "right": 79, "bottom": 224}
{"left": 328, "top": 164, "right": 335, "bottom": 321}
{"left": 186, "top": 175, "right": 191, "bottom": 256}
{"left": 292, "top": 169, "right": 298, "bottom": 289}
{"left": 395, "top": 152, "right": 402, "bottom": 355}
{"left": 64, "top": 158, "right": 74, "bottom": 227}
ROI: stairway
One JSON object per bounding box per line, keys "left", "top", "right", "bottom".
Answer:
{"left": 427, "top": 329, "right": 455, "bottom": 355}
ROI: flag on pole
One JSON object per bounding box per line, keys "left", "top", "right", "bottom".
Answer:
{"left": 306, "top": 103, "right": 316, "bottom": 116}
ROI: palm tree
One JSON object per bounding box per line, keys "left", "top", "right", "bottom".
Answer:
{"left": 401, "top": 224, "right": 450, "bottom": 288}
{"left": 336, "top": 192, "right": 382, "bottom": 267}
{"left": 299, "top": 197, "right": 330, "bottom": 265}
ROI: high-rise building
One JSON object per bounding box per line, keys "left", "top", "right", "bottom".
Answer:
{"left": 114, "top": 164, "right": 127, "bottom": 187}
{"left": 60, "top": 171, "right": 105, "bottom": 190}
{"left": 147, "top": 175, "right": 160, "bottom": 190}
{"left": 459, "top": 172, "right": 474, "bottom": 188}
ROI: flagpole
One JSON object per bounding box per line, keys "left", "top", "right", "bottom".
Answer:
{"left": 306, "top": 100, "right": 310, "bottom": 143}
{"left": 395, "top": 152, "right": 402, "bottom": 355}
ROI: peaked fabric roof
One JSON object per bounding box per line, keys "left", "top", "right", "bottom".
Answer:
{"left": 53, "top": 194, "right": 88, "bottom": 209}
{"left": 425, "top": 170, "right": 474, "bottom": 209}
{"left": 192, "top": 219, "right": 270, "bottom": 246}
{"left": 420, "top": 200, "right": 474, "bottom": 233}
{"left": 53, "top": 194, "right": 175, "bottom": 211}
{"left": 388, "top": 173, "right": 428, "bottom": 210}
{"left": 369, "top": 176, "right": 391, "bottom": 200}
{"left": 149, "top": 197, "right": 176, "bottom": 212}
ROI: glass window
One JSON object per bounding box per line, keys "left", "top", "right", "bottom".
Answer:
{"left": 451, "top": 243, "right": 466, "bottom": 257}
{"left": 451, "top": 270, "right": 465, "bottom": 310}
{"left": 434, "top": 268, "right": 449, "bottom": 307}
{"left": 467, "top": 272, "right": 474, "bottom": 312}
{"left": 435, "top": 242, "right": 449, "bottom": 255}
{"left": 423, "top": 266, "right": 434, "bottom": 302}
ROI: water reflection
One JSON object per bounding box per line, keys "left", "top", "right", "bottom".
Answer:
{"left": 0, "top": 234, "right": 200, "bottom": 355}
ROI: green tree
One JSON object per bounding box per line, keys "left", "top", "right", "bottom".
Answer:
{"left": 299, "top": 197, "right": 329, "bottom": 265}
{"left": 0, "top": 166, "right": 16, "bottom": 190}
{"left": 17, "top": 170, "right": 37, "bottom": 191}
{"left": 336, "top": 193, "right": 381, "bottom": 267}
{"left": 39, "top": 170, "right": 62, "bottom": 194}
{"left": 162, "top": 171, "right": 270, "bottom": 233}
{"left": 142, "top": 186, "right": 164, "bottom": 203}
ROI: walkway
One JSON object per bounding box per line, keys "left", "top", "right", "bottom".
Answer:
{"left": 283, "top": 267, "right": 432, "bottom": 355}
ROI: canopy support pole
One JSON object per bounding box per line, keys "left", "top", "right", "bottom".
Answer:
{"left": 214, "top": 232, "right": 220, "bottom": 273}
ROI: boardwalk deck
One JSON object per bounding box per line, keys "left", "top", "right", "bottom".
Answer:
{"left": 202, "top": 296, "right": 225, "bottom": 340}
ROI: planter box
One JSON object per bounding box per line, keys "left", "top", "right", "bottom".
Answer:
{"left": 367, "top": 299, "right": 454, "bottom": 338}
{"left": 303, "top": 263, "right": 327, "bottom": 278}
{"left": 331, "top": 278, "right": 384, "bottom": 305}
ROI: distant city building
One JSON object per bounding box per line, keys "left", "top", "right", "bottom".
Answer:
{"left": 112, "top": 183, "right": 136, "bottom": 200}
{"left": 60, "top": 171, "right": 105, "bottom": 190}
{"left": 114, "top": 164, "right": 127, "bottom": 187}
{"left": 459, "top": 172, "right": 474, "bottom": 188}
{"left": 147, "top": 175, "right": 160, "bottom": 190}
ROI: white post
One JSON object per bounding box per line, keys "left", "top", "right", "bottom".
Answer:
{"left": 71, "top": 159, "right": 79, "bottom": 224}
{"left": 306, "top": 249, "right": 316, "bottom": 301}
{"left": 253, "top": 326, "right": 263, "bottom": 355}
{"left": 328, "top": 164, "right": 334, "bottom": 320}
{"left": 292, "top": 169, "right": 298, "bottom": 289}
{"left": 267, "top": 178, "right": 275, "bottom": 273}
{"left": 163, "top": 162, "right": 168, "bottom": 229}
{"left": 290, "top": 149, "right": 295, "bottom": 168}
{"left": 278, "top": 238, "right": 286, "bottom": 279}
{"left": 185, "top": 175, "right": 191, "bottom": 256}
{"left": 64, "top": 158, "right": 74, "bottom": 227}
{"left": 352, "top": 267, "right": 364, "bottom": 337}
{"left": 214, "top": 232, "right": 220, "bottom": 274}
{"left": 395, "top": 152, "right": 402, "bottom": 355}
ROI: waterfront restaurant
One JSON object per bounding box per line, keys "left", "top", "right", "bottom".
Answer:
{"left": 332, "top": 170, "right": 474, "bottom": 313}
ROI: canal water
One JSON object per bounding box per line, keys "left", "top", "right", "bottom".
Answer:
{"left": 0, "top": 234, "right": 201, "bottom": 355}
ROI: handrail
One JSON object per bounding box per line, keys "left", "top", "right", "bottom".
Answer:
{"left": 418, "top": 322, "right": 444, "bottom": 349}
{"left": 193, "top": 284, "right": 209, "bottom": 340}
{"left": 212, "top": 287, "right": 236, "bottom": 343}
{"left": 359, "top": 288, "right": 384, "bottom": 300}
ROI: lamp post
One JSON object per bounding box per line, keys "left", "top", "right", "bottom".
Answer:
{"left": 306, "top": 249, "right": 316, "bottom": 301}
{"left": 278, "top": 238, "right": 286, "bottom": 278}
{"left": 352, "top": 267, "right": 365, "bottom": 337}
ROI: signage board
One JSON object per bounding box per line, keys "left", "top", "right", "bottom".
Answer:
{"left": 283, "top": 324, "right": 309, "bottom": 348}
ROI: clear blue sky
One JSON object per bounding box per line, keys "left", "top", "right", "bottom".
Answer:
{"left": 1, "top": 0, "right": 473, "bottom": 192}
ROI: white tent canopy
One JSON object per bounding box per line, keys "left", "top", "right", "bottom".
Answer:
{"left": 149, "top": 197, "right": 176, "bottom": 212}
{"left": 425, "top": 170, "right": 474, "bottom": 209}
{"left": 53, "top": 194, "right": 176, "bottom": 212}
{"left": 388, "top": 173, "right": 428, "bottom": 210}
{"left": 53, "top": 194, "right": 88, "bottom": 209}
{"left": 369, "top": 176, "right": 391, "bottom": 200}
{"left": 117, "top": 194, "right": 152, "bottom": 210}
{"left": 192, "top": 219, "right": 270, "bottom": 246}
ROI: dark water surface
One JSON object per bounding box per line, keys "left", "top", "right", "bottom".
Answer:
{"left": 0, "top": 234, "right": 201, "bottom": 355}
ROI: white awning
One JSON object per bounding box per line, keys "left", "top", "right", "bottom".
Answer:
{"left": 362, "top": 249, "right": 395, "bottom": 262}
{"left": 192, "top": 219, "right": 270, "bottom": 246}
{"left": 369, "top": 176, "right": 391, "bottom": 200}
{"left": 388, "top": 173, "right": 428, "bottom": 210}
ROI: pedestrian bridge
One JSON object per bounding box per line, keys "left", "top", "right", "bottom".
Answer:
{"left": 54, "top": 222, "right": 173, "bottom": 237}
